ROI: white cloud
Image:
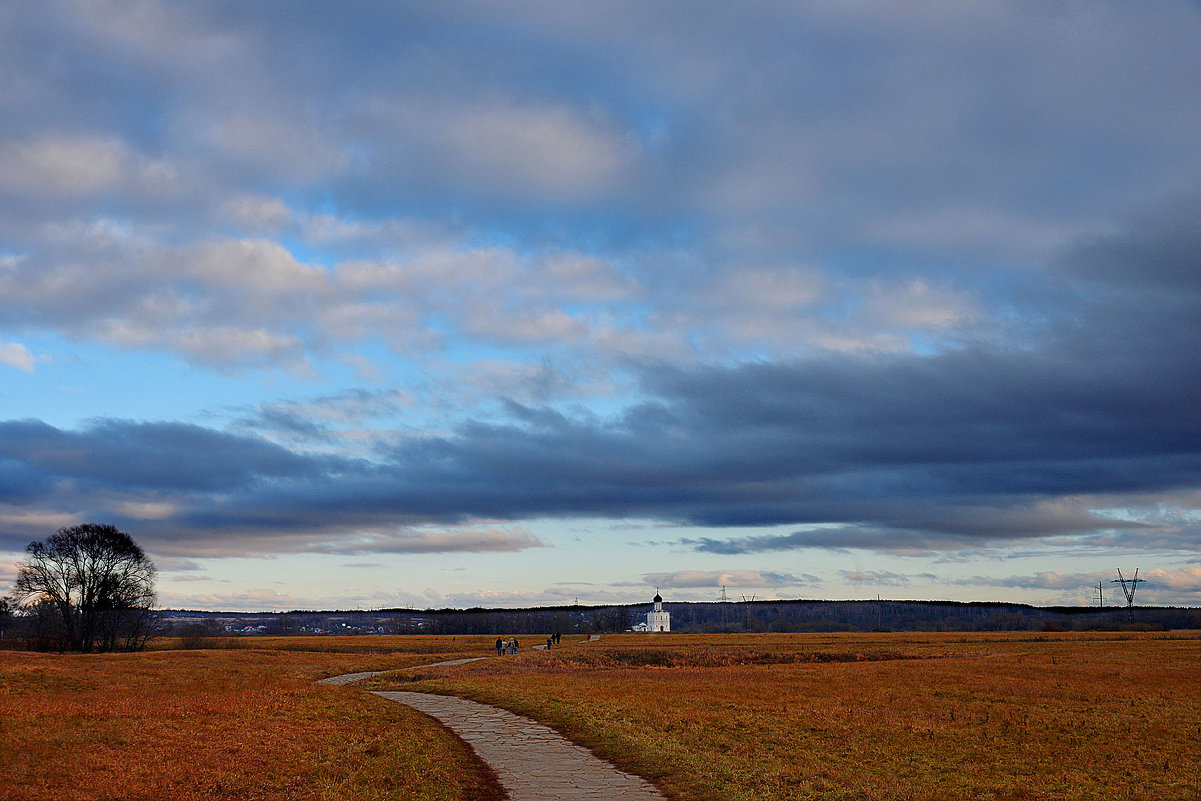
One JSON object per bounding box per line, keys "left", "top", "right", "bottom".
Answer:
{"left": 155, "top": 587, "right": 306, "bottom": 613}
{"left": 116, "top": 501, "right": 179, "bottom": 520}
{"left": 0, "top": 136, "right": 177, "bottom": 198}
{"left": 1141, "top": 566, "right": 1201, "bottom": 592}
{"left": 0, "top": 341, "right": 35, "bottom": 371}
{"left": 859, "top": 279, "right": 977, "bottom": 331}
{"left": 538, "top": 254, "right": 637, "bottom": 302}
{"left": 462, "top": 302, "right": 586, "bottom": 345}
{"left": 313, "top": 525, "right": 544, "bottom": 555}
{"left": 0, "top": 560, "right": 17, "bottom": 594}
{"left": 0, "top": 505, "right": 79, "bottom": 531}
{"left": 443, "top": 585, "right": 651, "bottom": 608}
{"left": 185, "top": 239, "right": 326, "bottom": 294}
{"left": 173, "top": 326, "right": 309, "bottom": 370}
{"left": 695, "top": 266, "right": 823, "bottom": 343}
{"left": 642, "top": 569, "right": 814, "bottom": 588}
{"left": 840, "top": 569, "right": 914, "bottom": 587}
{"left": 955, "top": 566, "right": 1201, "bottom": 601}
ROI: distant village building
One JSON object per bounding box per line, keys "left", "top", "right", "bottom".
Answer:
{"left": 646, "top": 591, "right": 670, "bottom": 632}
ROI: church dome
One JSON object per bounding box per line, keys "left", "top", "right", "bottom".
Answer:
{"left": 653, "top": 592, "right": 662, "bottom": 603}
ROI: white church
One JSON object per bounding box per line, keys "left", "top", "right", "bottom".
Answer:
{"left": 634, "top": 590, "right": 670, "bottom": 632}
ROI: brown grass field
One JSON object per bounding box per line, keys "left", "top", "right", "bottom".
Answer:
{"left": 2, "top": 632, "right": 1198, "bottom": 800}
{"left": 371, "top": 631, "right": 1201, "bottom": 801}
{"left": 0, "top": 636, "right": 504, "bottom": 801}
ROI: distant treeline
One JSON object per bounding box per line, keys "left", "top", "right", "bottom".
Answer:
{"left": 146, "top": 599, "right": 1200, "bottom": 640}
{"left": 7, "top": 599, "right": 1196, "bottom": 648}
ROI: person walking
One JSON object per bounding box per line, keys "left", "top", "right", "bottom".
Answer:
{"left": 546, "top": 634, "right": 553, "bottom": 649}
{"left": 495, "top": 637, "right": 504, "bottom": 656}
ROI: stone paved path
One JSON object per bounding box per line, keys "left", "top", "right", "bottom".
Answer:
{"left": 373, "top": 690, "right": 664, "bottom": 800}
{"left": 321, "top": 640, "right": 666, "bottom": 800}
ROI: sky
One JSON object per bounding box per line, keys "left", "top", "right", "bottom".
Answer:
{"left": 1, "top": 1, "right": 1200, "bottom": 612}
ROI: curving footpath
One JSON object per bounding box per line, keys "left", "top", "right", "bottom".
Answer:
{"left": 373, "top": 690, "right": 663, "bottom": 800}
{"left": 320, "top": 643, "right": 665, "bottom": 801}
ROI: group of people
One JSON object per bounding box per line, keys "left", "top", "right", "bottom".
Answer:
{"left": 494, "top": 632, "right": 563, "bottom": 655}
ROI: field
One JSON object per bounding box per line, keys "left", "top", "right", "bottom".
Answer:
{"left": 0, "top": 636, "right": 504, "bottom": 801}
{"left": 3, "top": 632, "right": 1198, "bottom": 800}
{"left": 369, "top": 632, "right": 1201, "bottom": 801}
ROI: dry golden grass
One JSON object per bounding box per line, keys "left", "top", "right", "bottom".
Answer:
{"left": 229, "top": 635, "right": 507, "bottom": 656}
{"left": 373, "top": 631, "right": 1201, "bottom": 801}
{"left": 0, "top": 639, "right": 502, "bottom": 801}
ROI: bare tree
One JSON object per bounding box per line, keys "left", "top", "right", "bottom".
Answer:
{"left": 13, "top": 524, "right": 157, "bottom": 652}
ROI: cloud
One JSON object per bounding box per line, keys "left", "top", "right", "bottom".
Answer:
{"left": 409, "top": 99, "right": 639, "bottom": 200}
{"left": 155, "top": 588, "right": 308, "bottom": 613}
{"left": 0, "top": 225, "right": 649, "bottom": 373}
{"left": 217, "top": 194, "right": 291, "bottom": 231}
{"left": 0, "top": 558, "right": 17, "bottom": 590}
{"left": 957, "top": 566, "right": 1201, "bottom": 593}
{"left": 952, "top": 566, "right": 1201, "bottom": 605}
{"left": 642, "top": 569, "right": 816, "bottom": 589}
{"left": 4, "top": 259, "right": 1201, "bottom": 559}
{"left": 305, "top": 525, "right": 544, "bottom": 556}
{"left": 234, "top": 388, "right": 415, "bottom": 444}
{"left": 1063, "top": 194, "right": 1201, "bottom": 294}
{"left": 840, "top": 570, "right": 919, "bottom": 587}
{"left": 0, "top": 135, "right": 177, "bottom": 199}
{"left": 0, "top": 418, "right": 322, "bottom": 494}
{"left": 1, "top": 2, "right": 1200, "bottom": 579}
{"left": 955, "top": 571, "right": 1111, "bottom": 592}
{"left": 441, "top": 585, "right": 652, "bottom": 609}
{"left": 0, "top": 341, "right": 35, "bottom": 371}
{"left": 868, "top": 206, "right": 1083, "bottom": 260}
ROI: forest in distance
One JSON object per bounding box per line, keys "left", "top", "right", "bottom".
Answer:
{"left": 140, "top": 599, "right": 1201, "bottom": 641}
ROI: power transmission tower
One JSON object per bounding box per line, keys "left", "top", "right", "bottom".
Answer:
{"left": 1111, "top": 568, "right": 1146, "bottom": 619}
{"left": 739, "top": 594, "right": 756, "bottom": 630}
{"left": 1094, "top": 581, "right": 1104, "bottom": 608}
{"left": 717, "top": 585, "right": 731, "bottom": 631}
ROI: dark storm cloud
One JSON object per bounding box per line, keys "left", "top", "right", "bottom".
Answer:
{"left": 0, "top": 418, "right": 326, "bottom": 492}
{"left": 4, "top": 246, "right": 1199, "bottom": 557}
{"left": 5, "top": 190, "right": 1201, "bottom": 555}
{"left": 4, "top": 188, "right": 1201, "bottom": 556}
{"left": 1064, "top": 195, "right": 1201, "bottom": 292}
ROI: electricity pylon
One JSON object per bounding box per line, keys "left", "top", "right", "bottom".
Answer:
{"left": 1111, "top": 568, "right": 1146, "bottom": 619}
